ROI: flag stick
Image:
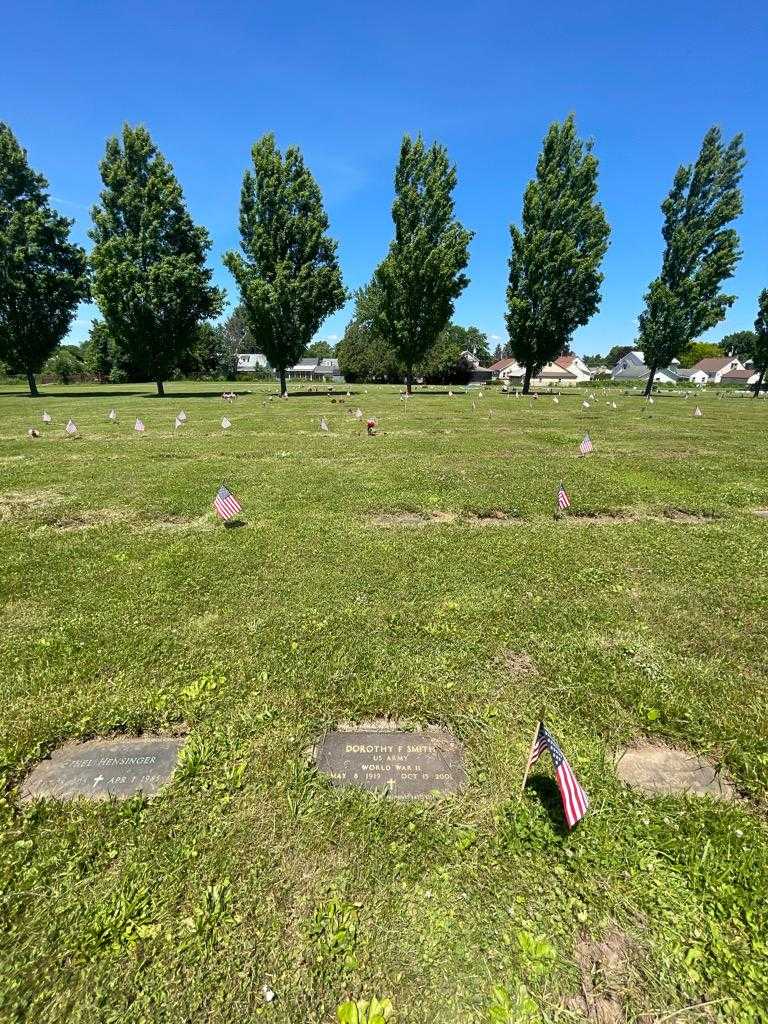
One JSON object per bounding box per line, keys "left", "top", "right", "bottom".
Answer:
{"left": 519, "top": 716, "right": 542, "bottom": 799}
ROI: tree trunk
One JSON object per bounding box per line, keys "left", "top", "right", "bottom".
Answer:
{"left": 405, "top": 367, "right": 412, "bottom": 395}
{"left": 26, "top": 369, "right": 39, "bottom": 397}
{"left": 753, "top": 368, "right": 766, "bottom": 398}
{"left": 643, "top": 365, "right": 657, "bottom": 398}
{"left": 156, "top": 379, "right": 165, "bottom": 397}
{"left": 279, "top": 367, "right": 287, "bottom": 396}
{"left": 522, "top": 365, "right": 532, "bottom": 395}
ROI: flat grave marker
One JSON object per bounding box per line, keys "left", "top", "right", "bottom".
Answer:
{"left": 313, "top": 725, "right": 467, "bottom": 798}
{"left": 20, "top": 736, "right": 187, "bottom": 802}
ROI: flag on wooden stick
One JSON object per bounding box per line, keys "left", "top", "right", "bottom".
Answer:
{"left": 320, "top": 417, "right": 329, "bottom": 432}
{"left": 557, "top": 481, "right": 571, "bottom": 511}
{"left": 221, "top": 416, "right": 231, "bottom": 430}
{"left": 65, "top": 419, "right": 77, "bottom": 436}
{"left": 213, "top": 484, "right": 242, "bottom": 521}
{"left": 177, "top": 410, "right": 187, "bottom": 422}
{"left": 523, "top": 721, "right": 589, "bottom": 829}
{"left": 42, "top": 411, "right": 52, "bottom": 424}
{"left": 108, "top": 409, "right": 117, "bottom": 422}
{"left": 694, "top": 405, "right": 703, "bottom": 417}
{"left": 579, "top": 433, "right": 593, "bottom": 456}
{"left": 135, "top": 418, "right": 145, "bottom": 433}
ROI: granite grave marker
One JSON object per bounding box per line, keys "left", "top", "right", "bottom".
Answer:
{"left": 313, "top": 726, "right": 466, "bottom": 798}
{"left": 20, "top": 736, "right": 187, "bottom": 801}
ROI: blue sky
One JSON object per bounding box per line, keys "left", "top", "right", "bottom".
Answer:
{"left": 3, "top": 0, "right": 766, "bottom": 356}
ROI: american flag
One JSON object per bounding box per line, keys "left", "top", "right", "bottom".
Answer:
{"left": 320, "top": 417, "right": 329, "bottom": 432}
{"left": 42, "top": 411, "right": 52, "bottom": 424}
{"left": 579, "top": 433, "right": 593, "bottom": 455}
{"left": 135, "top": 418, "right": 145, "bottom": 433}
{"left": 177, "top": 410, "right": 187, "bottom": 422}
{"left": 213, "top": 484, "right": 241, "bottom": 521}
{"left": 108, "top": 409, "right": 117, "bottom": 421}
{"left": 528, "top": 721, "right": 589, "bottom": 829}
{"left": 65, "top": 419, "right": 77, "bottom": 435}
{"left": 557, "top": 481, "right": 571, "bottom": 510}
{"left": 694, "top": 406, "right": 702, "bottom": 417}
{"left": 221, "top": 416, "right": 231, "bottom": 430}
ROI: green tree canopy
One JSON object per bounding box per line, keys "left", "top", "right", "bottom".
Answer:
{"left": 224, "top": 133, "right": 346, "bottom": 395}
{"left": 638, "top": 126, "right": 746, "bottom": 395}
{"left": 506, "top": 115, "right": 610, "bottom": 393}
{"left": 306, "top": 339, "right": 336, "bottom": 358}
{"left": 720, "top": 329, "right": 757, "bottom": 358}
{"left": 374, "top": 134, "right": 473, "bottom": 393}
{"left": 0, "top": 122, "right": 89, "bottom": 396}
{"left": 90, "top": 124, "right": 224, "bottom": 396}
{"left": 336, "top": 281, "right": 401, "bottom": 383}
{"left": 43, "top": 345, "right": 85, "bottom": 384}
{"left": 82, "top": 319, "right": 115, "bottom": 382}
{"left": 677, "top": 340, "right": 725, "bottom": 367}
{"left": 748, "top": 291, "right": 768, "bottom": 397}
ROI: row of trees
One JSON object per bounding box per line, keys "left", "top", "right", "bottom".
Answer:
{"left": 1, "top": 118, "right": 767, "bottom": 398}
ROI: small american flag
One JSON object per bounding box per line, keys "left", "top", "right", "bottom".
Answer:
{"left": 213, "top": 485, "right": 241, "bottom": 521}
{"left": 557, "top": 481, "right": 571, "bottom": 511}
{"left": 648, "top": 397, "right": 654, "bottom": 405}
{"left": 694, "top": 406, "right": 702, "bottom": 417}
{"left": 135, "top": 418, "right": 145, "bottom": 433}
{"left": 65, "top": 419, "right": 77, "bottom": 435}
{"left": 355, "top": 408, "right": 363, "bottom": 419}
{"left": 553, "top": 396, "right": 559, "bottom": 404}
{"left": 177, "top": 410, "right": 187, "bottom": 422}
{"left": 527, "top": 721, "right": 589, "bottom": 829}
{"left": 320, "top": 417, "right": 329, "bottom": 432}
{"left": 108, "top": 409, "right": 117, "bottom": 421}
{"left": 221, "top": 416, "right": 231, "bottom": 430}
{"left": 579, "top": 433, "right": 593, "bottom": 455}
{"left": 582, "top": 400, "right": 590, "bottom": 410}
{"left": 42, "top": 411, "right": 52, "bottom": 424}
{"left": 174, "top": 416, "right": 183, "bottom": 430}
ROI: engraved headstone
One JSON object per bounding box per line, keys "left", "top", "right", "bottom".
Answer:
{"left": 20, "top": 736, "right": 186, "bottom": 801}
{"left": 314, "top": 726, "right": 466, "bottom": 798}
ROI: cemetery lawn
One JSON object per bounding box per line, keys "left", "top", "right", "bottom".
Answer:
{"left": 1, "top": 381, "right": 767, "bottom": 1024}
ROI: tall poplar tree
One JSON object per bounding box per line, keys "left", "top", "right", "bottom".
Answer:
{"left": 90, "top": 124, "right": 223, "bottom": 396}
{"left": 224, "top": 134, "right": 346, "bottom": 396}
{"left": 0, "top": 123, "right": 89, "bottom": 396}
{"left": 506, "top": 115, "right": 609, "bottom": 394}
{"left": 749, "top": 290, "right": 768, "bottom": 398}
{"left": 374, "top": 135, "right": 473, "bottom": 394}
{"left": 638, "top": 127, "right": 746, "bottom": 396}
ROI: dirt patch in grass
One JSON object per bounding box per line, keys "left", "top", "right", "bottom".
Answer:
{"left": 564, "top": 927, "right": 631, "bottom": 1023}
{"left": 44, "top": 508, "right": 127, "bottom": 532}
{"left": 371, "top": 511, "right": 458, "bottom": 527}
{"left": 658, "top": 508, "right": 717, "bottom": 524}
{"left": 370, "top": 510, "right": 521, "bottom": 527}
{"left": 615, "top": 740, "right": 735, "bottom": 800}
{"left": 753, "top": 509, "right": 768, "bottom": 519}
{"left": 562, "top": 510, "right": 638, "bottom": 525}
{"left": 151, "top": 514, "right": 215, "bottom": 532}
{"left": 499, "top": 650, "right": 539, "bottom": 677}
{"left": 0, "top": 489, "right": 64, "bottom": 522}
{"left": 464, "top": 510, "right": 521, "bottom": 525}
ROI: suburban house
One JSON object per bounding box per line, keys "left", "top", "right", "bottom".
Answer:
{"left": 236, "top": 353, "right": 270, "bottom": 372}
{"left": 285, "top": 357, "right": 343, "bottom": 382}
{"left": 677, "top": 367, "right": 710, "bottom": 385}
{"left": 460, "top": 350, "right": 493, "bottom": 383}
{"left": 611, "top": 350, "right": 679, "bottom": 384}
{"left": 691, "top": 356, "right": 746, "bottom": 383}
{"left": 488, "top": 357, "right": 580, "bottom": 386}
{"left": 553, "top": 355, "right": 593, "bottom": 382}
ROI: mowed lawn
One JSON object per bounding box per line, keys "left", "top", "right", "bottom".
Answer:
{"left": 0, "top": 381, "right": 766, "bottom": 1024}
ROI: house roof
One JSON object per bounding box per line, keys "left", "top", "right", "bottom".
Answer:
{"left": 488, "top": 358, "right": 518, "bottom": 371}
{"left": 537, "top": 364, "right": 577, "bottom": 379}
{"left": 692, "top": 357, "right": 735, "bottom": 372}
{"left": 554, "top": 355, "right": 576, "bottom": 370}
{"left": 721, "top": 369, "right": 752, "bottom": 381}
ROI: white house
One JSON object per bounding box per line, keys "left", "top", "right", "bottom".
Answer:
{"left": 487, "top": 357, "right": 580, "bottom": 386}
{"left": 236, "top": 353, "right": 269, "bottom": 372}
{"left": 678, "top": 368, "right": 710, "bottom": 386}
{"left": 554, "top": 355, "right": 592, "bottom": 382}
{"left": 691, "top": 356, "right": 745, "bottom": 383}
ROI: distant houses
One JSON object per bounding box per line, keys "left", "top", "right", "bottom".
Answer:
{"left": 488, "top": 357, "right": 583, "bottom": 386}
{"left": 236, "top": 353, "right": 269, "bottom": 372}
{"left": 236, "top": 353, "right": 343, "bottom": 382}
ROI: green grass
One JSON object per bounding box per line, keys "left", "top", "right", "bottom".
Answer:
{"left": 0, "top": 381, "right": 766, "bottom": 1023}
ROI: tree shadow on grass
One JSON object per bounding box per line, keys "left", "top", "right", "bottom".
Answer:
{"left": 525, "top": 775, "right": 571, "bottom": 837}
{"left": 223, "top": 519, "right": 247, "bottom": 530}
{"left": 0, "top": 389, "right": 151, "bottom": 399}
